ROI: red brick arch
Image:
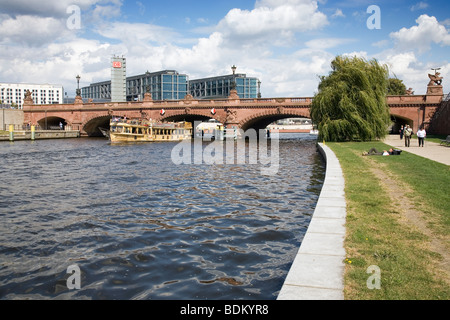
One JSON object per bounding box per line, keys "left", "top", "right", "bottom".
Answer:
{"left": 238, "top": 108, "right": 311, "bottom": 131}
{"left": 82, "top": 114, "right": 113, "bottom": 137}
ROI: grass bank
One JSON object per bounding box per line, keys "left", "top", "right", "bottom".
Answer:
{"left": 326, "top": 141, "right": 449, "bottom": 300}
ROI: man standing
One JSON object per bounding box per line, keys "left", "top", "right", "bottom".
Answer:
{"left": 404, "top": 125, "right": 413, "bottom": 147}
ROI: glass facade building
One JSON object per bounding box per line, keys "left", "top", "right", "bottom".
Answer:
{"left": 82, "top": 69, "right": 260, "bottom": 102}
{"left": 190, "top": 73, "right": 260, "bottom": 99}
{"left": 82, "top": 70, "right": 189, "bottom": 102}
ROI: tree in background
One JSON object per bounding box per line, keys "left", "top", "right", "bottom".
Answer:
{"left": 387, "top": 78, "right": 407, "bottom": 95}
{"left": 311, "top": 55, "right": 391, "bottom": 142}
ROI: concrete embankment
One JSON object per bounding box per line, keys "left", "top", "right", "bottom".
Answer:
{"left": 278, "top": 142, "right": 347, "bottom": 300}
{"left": 0, "top": 130, "right": 80, "bottom": 141}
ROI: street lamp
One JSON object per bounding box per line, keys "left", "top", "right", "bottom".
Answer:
{"left": 76, "top": 75, "right": 81, "bottom": 96}
{"left": 231, "top": 65, "right": 237, "bottom": 90}
{"left": 258, "top": 80, "right": 261, "bottom": 98}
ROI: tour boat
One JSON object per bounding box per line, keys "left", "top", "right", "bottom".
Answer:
{"left": 108, "top": 117, "right": 192, "bottom": 143}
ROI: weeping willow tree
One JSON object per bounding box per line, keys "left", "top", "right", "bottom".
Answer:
{"left": 310, "top": 56, "right": 391, "bottom": 142}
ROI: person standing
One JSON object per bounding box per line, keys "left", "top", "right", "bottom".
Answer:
{"left": 417, "top": 126, "right": 426, "bottom": 147}
{"left": 399, "top": 125, "right": 404, "bottom": 140}
{"left": 404, "top": 125, "right": 413, "bottom": 147}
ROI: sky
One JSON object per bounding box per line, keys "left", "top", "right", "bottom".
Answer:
{"left": 0, "top": 0, "right": 449, "bottom": 98}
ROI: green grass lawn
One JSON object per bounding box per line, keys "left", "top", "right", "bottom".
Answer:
{"left": 327, "top": 141, "right": 449, "bottom": 300}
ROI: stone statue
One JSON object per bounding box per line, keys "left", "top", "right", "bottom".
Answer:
{"left": 405, "top": 88, "right": 414, "bottom": 95}
{"left": 226, "top": 109, "right": 237, "bottom": 123}
{"left": 428, "top": 71, "right": 443, "bottom": 86}
{"left": 23, "top": 90, "right": 34, "bottom": 105}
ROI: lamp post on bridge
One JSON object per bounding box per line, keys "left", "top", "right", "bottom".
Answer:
{"left": 231, "top": 65, "right": 237, "bottom": 91}
{"left": 258, "top": 80, "right": 261, "bottom": 98}
{"left": 76, "top": 75, "right": 81, "bottom": 97}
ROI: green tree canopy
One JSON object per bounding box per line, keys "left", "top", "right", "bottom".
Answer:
{"left": 310, "top": 55, "right": 391, "bottom": 142}
{"left": 387, "top": 78, "right": 407, "bottom": 95}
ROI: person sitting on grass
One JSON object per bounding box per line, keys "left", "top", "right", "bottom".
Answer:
{"left": 362, "top": 148, "right": 399, "bottom": 156}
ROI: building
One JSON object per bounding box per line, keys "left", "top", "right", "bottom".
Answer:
{"left": 82, "top": 70, "right": 189, "bottom": 102}
{"left": 111, "top": 56, "right": 127, "bottom": 102}
{"left": 190, "top": 66, "right": 261, "bottom": 99}
{"left": 0, "top": 83, "right": 64, "bottom": 109}
{"left": 82, "top": 65, "right": 260, "bottom": 102}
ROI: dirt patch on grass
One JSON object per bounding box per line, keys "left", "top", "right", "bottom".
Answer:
{"left": 362, "top": 156, "right": 450, "bottom": 286}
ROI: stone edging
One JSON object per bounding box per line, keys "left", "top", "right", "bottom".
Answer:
{"left": 277, "top": 143, "right": 347, "bottom": 300}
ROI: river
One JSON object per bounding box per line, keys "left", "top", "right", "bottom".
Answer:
{"left": 0, "top": 133, "right": 324, "bottom": 300}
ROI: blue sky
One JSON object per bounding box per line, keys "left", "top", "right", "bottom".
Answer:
{"left": 0, "top": 0, "right": 449, "bottom": 97}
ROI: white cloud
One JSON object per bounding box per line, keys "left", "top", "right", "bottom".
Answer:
{"left": 217, "top": 0, "right": 328, "bottom": 46}
{"left": 96, "top": 22, "right": 180, "bottom": 46}
{"left": 342, "top": 51, "right": 369, "bottom": 60}
{"left": 0, "top": 0, "right": 108, "bottom": 18}
{"left": 0, "top": 15, "right": 69, "bottom": 47}
{"left": 332, "top": 9, "right": 345, "bottom": 18}
{"left": 410, "top": 2, "right": 429, "bottom": 12}
{"left": 374, "top": 50, "right": 450, "bottom": 95}
{"left": 305, "top": 38, "right": 356, "bottom": 50}
{"left": 390, "top": 15, "right": 450, "bottom": 53}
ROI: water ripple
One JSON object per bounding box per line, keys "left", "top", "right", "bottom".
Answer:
{"left": 0, "top": 134, "right": 324, "bottom": 300}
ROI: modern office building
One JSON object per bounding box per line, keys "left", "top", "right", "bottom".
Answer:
{"left": 0, "top": 82, "right": 64, "bottom": 109}
{"left": 82, "top": 65, "right": 260, "bottom": 102}
{"left": 82, "top": 70, "right": 189, "bottom": 102}
{"left": 190, "top": 66, "right": 261, "bottom": 99}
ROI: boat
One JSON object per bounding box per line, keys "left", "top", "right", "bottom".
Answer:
{"left": 109, "top": 117, "right": 192, "bottom": 143}
{"left": 98, "top": 127, "right": 110, "bottom": 139}
{"left": 309, "top": 129, "right": 319, "bottom": 135}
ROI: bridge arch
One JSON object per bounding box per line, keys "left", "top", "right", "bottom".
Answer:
{"left": 390, "top": 113, "right": 414, "bottom": 134}
{"left": 239, "top": 109, "right": 311, "bottom": 131}
{"left": 160, "top": 111, "right": 217, "bottom": 123}
{"left": 83, "top": 115, "right": 112, "bottom": 137}
{"left": 160, "top": 112, "right": 223, "bottom": 134}
{"left": 37, "top": 116, "right": 68, "bottom": 130}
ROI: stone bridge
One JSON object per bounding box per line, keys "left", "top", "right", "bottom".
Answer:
{"left": 22, "top": 88, "right": 444, "bottom": 137}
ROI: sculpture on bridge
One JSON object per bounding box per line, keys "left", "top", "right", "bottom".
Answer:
{"left": 24, "top": 90, "right": 32, "bottom": 99}
{"left": 427, "top": 69, "right": 444, "bottom": 95}
{"left": 225, "top": 109, "right": 237, "bottom": 123}
{"left": 405, "top": 88, "right": 414, "bottom": 95}
{"left": 428, "top": 71, "right": 443, "bottom": 86}
{"left": 22, "top": 90, "right": 34, "bottom": 107}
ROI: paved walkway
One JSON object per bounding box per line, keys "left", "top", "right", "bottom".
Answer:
{"left": 383, "top": 135, "right": 450, "bottom": 166}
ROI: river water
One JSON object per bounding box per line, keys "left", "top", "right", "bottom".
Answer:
{"left": 0, "top": 133, "right": 324, "bottom": 300}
